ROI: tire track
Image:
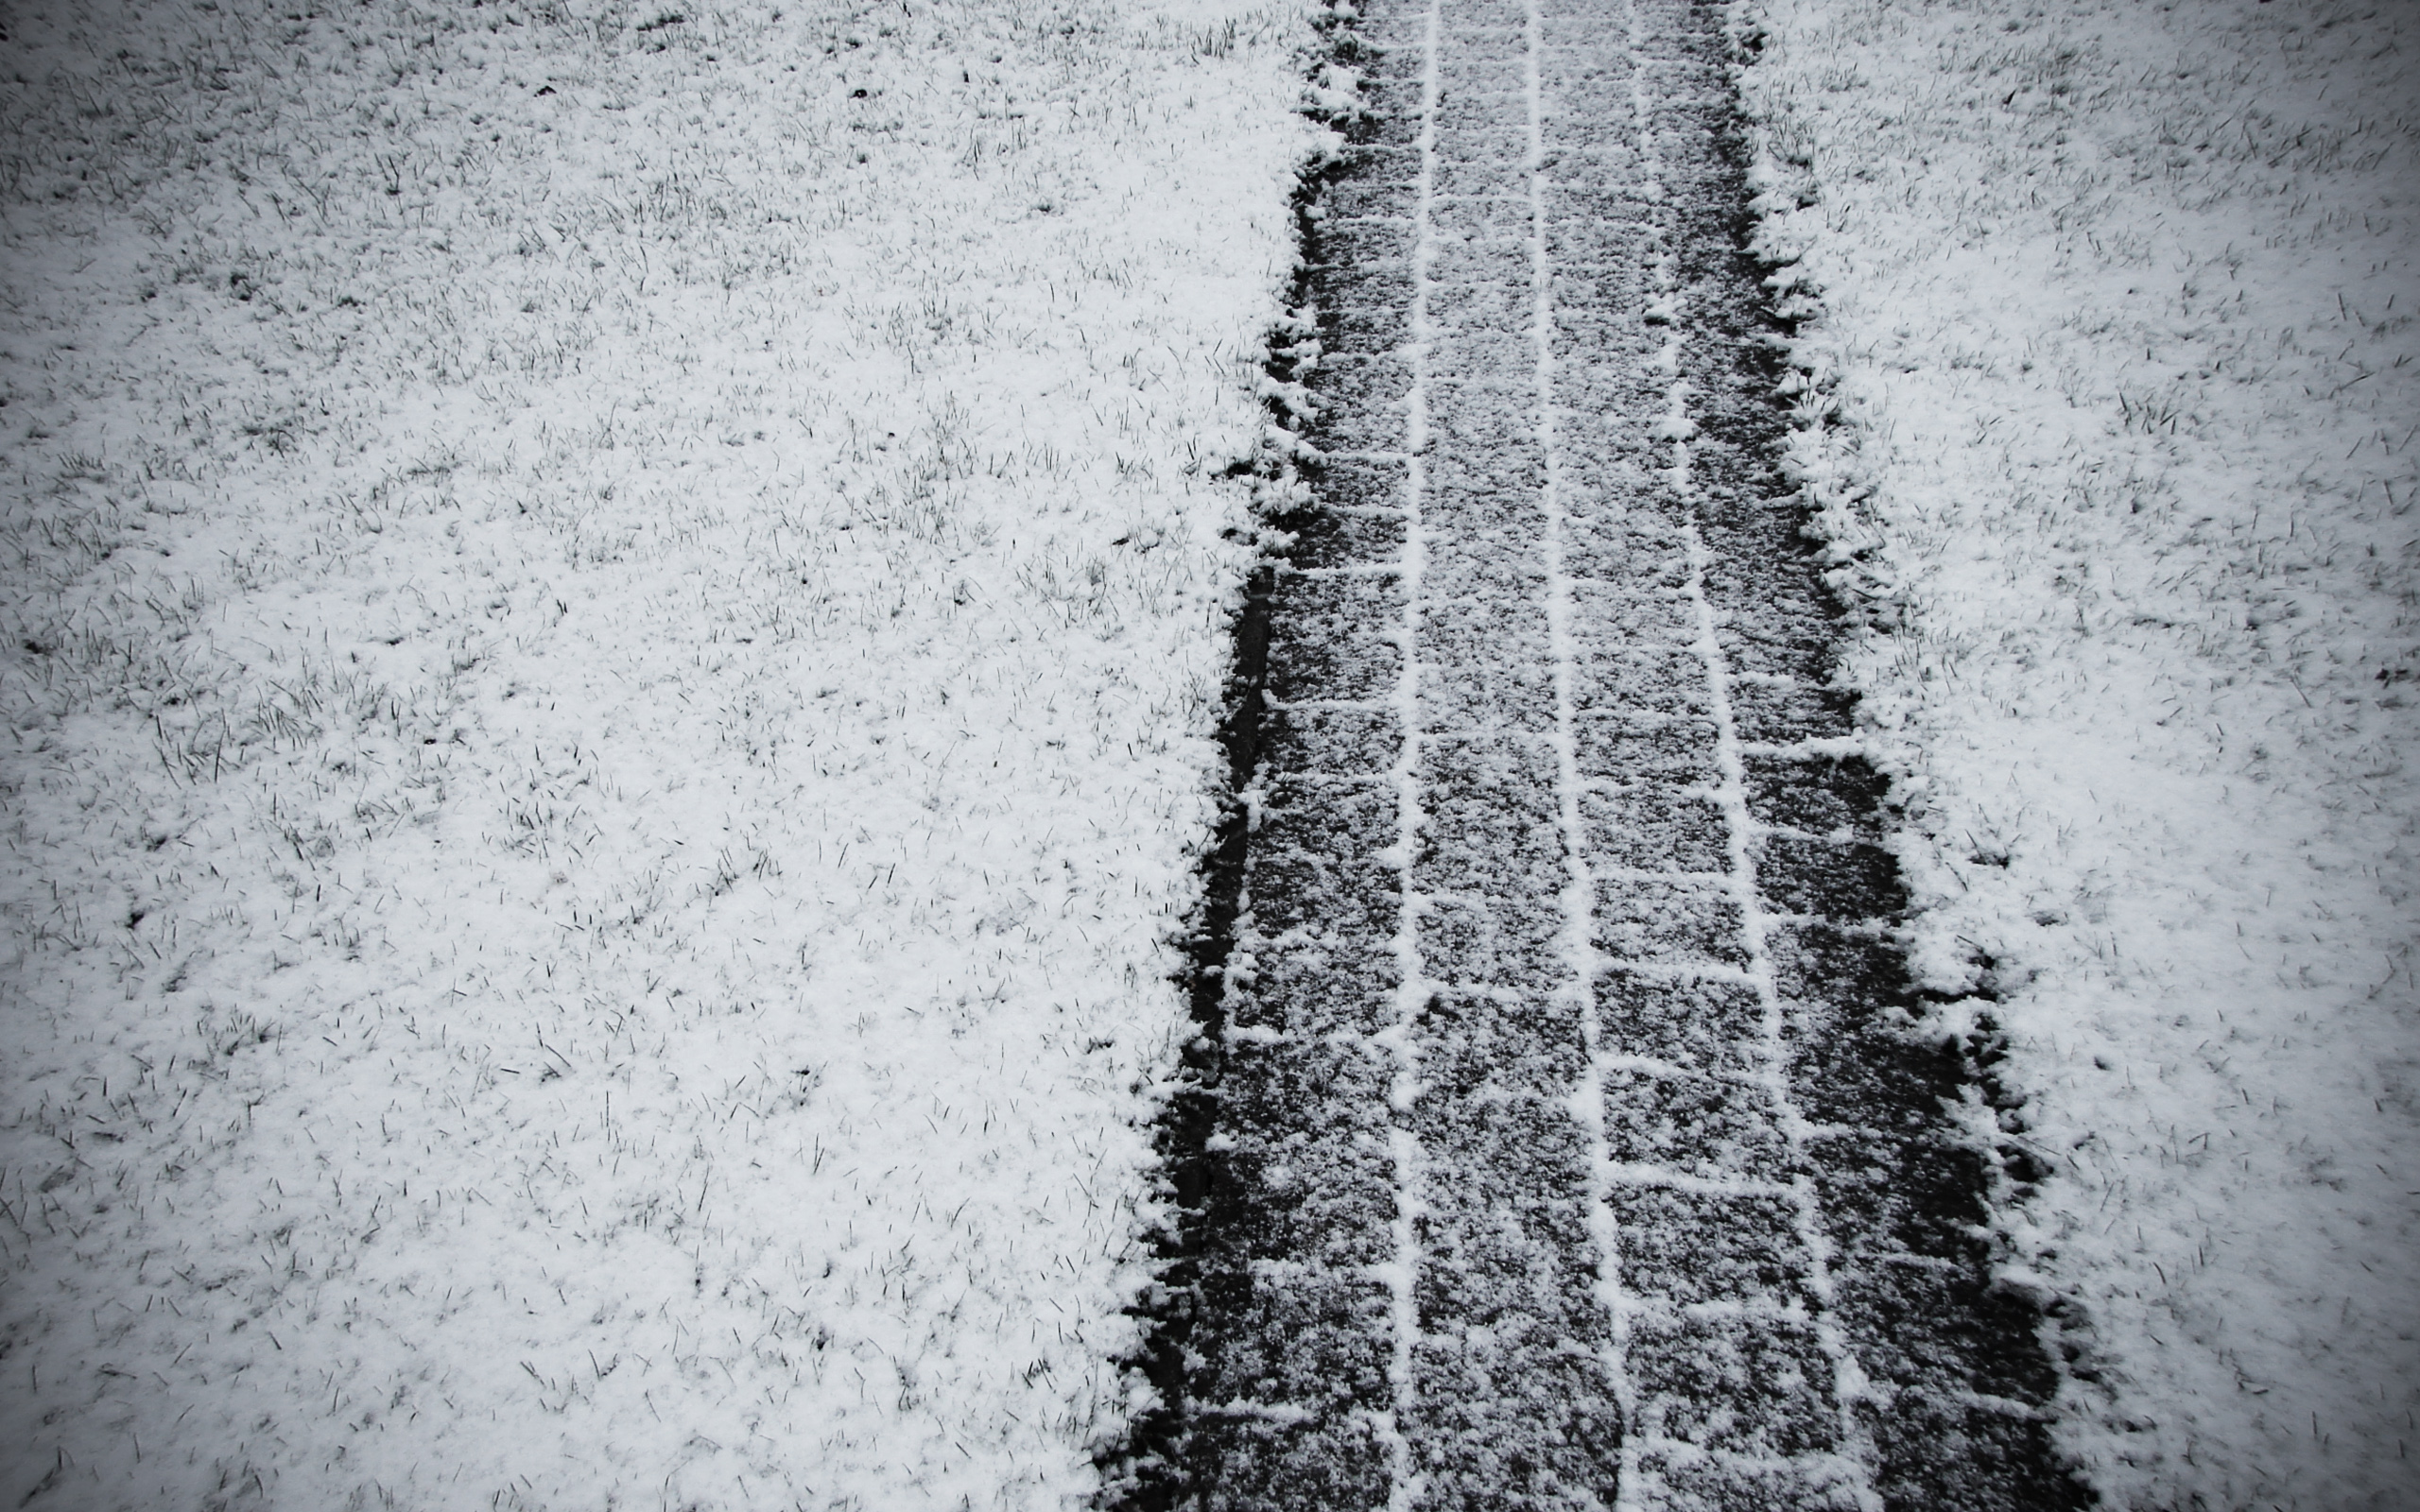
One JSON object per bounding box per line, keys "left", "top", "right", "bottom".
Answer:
{"left": 1110, "top": 2, "right": 2094, "bottom": 1507}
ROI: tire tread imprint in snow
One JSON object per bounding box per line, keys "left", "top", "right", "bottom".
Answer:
{"left": 1128, "top": 1, "right": 2091, "bottom": 1508}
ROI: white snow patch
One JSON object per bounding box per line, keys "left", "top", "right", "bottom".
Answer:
{"left": 0, "top": 0, "right": 1319, "bottom": 1505}
{"left": 1739, "top": 0, "right": 2420, "bottom": 1504}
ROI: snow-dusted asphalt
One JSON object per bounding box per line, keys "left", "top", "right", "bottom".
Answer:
{"left": 1124, "top": 2, "right": 2092, "bottom": 1507}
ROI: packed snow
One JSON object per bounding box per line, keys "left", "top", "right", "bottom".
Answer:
{"left": 1739, "top": 0, "right": 2419, "bottom": 1505}
{"left": 0, "top": 1, "right": 1316, "bottom": 1506}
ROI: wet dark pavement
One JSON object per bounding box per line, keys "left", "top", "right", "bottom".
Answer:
{"left": 1113, "top": 2, "right": 2092, "bottom": 1507}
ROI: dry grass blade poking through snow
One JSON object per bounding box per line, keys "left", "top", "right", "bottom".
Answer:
{"left": 0, "top": 0, "right": 1318, "bottom": 1505}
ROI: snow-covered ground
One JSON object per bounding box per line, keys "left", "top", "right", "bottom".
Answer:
{"left": 0, "top": 1, "right": 1316, "bottom": 1506}
{"left": 8, "top": 0, "right": 2413, "bottom": 1504}
{"left": 1740, "top": 1, "right": 2419, "bottom": 1505}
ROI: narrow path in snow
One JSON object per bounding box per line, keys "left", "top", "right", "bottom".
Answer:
{"left": 1122, "top": 2, "right": 2092, "bottom": 1507}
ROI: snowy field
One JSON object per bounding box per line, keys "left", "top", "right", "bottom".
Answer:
{"left": 1740, "top": 0, "right": 2419, "bottom": 1506}
{"left": 4, "top": 0, "right": 2415, "bottom": 1506}
{"left": 0, "top": 0, "right": 1314, "bottom": 1505}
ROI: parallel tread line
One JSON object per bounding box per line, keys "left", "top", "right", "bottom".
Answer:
{"left": 1645, "top": 0, "right": 1884, "bottom": 1489}
{"left": 1379, "top": 1, "right": 1447, "bottom": 1503}
{"left": 1526, "top": 0, "right": 1639, "bottom": 1502}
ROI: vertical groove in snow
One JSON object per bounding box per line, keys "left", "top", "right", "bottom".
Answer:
{"left": 1681, "top": 513, "right": 1885, "bottom": 1509}
{"left": 1528, "top": 0, "right": 1637, "bottom": 1494}
{"left": 1380, "top": 2, "right": 1445, "bottom": 1505}
{"left": 1650, "top": 1, "right": 1885, "bottom": 1482}
{"left": 1610, "top": 8, "right": 1668, "bottom": 1506}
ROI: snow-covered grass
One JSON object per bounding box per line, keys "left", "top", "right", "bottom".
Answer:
{"left": 1739, "top": 1, "right": 2419, "bottom": 1505}
{"left": 0, "top": 1, "right": 1316, "bottom": 1505}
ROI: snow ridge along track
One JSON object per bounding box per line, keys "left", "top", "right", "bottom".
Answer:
{"left": 1114, "top": 1, "right": 2095, "bottom": 1507}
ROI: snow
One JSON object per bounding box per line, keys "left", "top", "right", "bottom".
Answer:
{"left": 0, "top": 1, "right": 1319, "bottom": 1506}
{"left": 9, "top": 0, "right": 2410, "bottom": 1501}
{"left": 1381, "top": 3, "right": 1440, "bottom": 1503}
{"left": 1737, "top": 0, "right": 2420, "bottom": 1504}
{"left": 1538, "top": 1, "right": 1629, "bottom": 1501}
{"left": 1615, "top": 4, "right": 1876, "bottom": 1499}
{"left": 1168, "top": 0, "right": 2077, "bottom": 1501}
